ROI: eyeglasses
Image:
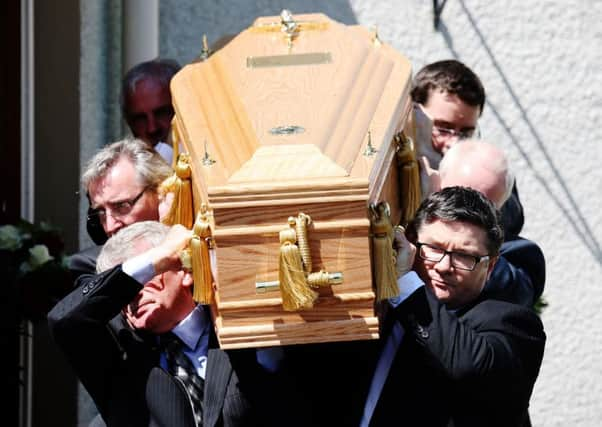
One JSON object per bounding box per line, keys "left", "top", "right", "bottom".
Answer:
{"left": 88, "top": 187, "right": 149, "bottom": 222}
{"left": 415, "top": 242, "right": 490, "bottom": 271}
{"left": 432, "top": 125, "right": 478, "bottom": 141}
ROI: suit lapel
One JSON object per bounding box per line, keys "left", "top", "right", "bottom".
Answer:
{"left": 146, "top": 367, "right": 196, "bottom": 427}
{"left": 203, "top": 348, "right": 233, "bottom": 427}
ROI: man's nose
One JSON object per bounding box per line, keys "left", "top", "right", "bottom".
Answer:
{"left": 434, "top": 252, "right": 453, "bottom": 272}
{"left": 103, "top": 214, "right": 124, "bottom": 237}
{"left": 441, "top": 138, "right": 459, "bottom": 154}
{"left": 146, "top": 113, "right": 158, "bottom": 134}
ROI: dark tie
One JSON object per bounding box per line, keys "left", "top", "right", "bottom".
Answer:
{"left": 163, "top": 333, "right": 204, "bottom": 426}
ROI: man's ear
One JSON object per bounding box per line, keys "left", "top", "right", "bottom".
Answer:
{"left": 486, "top": 255, "right": 499, "bottom": 280}
{"left": 181, "top": 271, "right": 194, "bottom": 288}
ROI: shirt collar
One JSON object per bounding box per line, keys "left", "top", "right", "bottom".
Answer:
{"left": 171, "top": 305, "right": 209, "bottom": 350}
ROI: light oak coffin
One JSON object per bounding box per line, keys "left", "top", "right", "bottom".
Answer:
{"left": 170, "top": 12, "right": 414, "bottom": 349}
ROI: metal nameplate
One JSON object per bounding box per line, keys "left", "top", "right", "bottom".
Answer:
{"left": 247, "top": 52, "right": 332, "bottom": 68}
{"left": 270, "top": 125, "right": 305, "bottom": 135}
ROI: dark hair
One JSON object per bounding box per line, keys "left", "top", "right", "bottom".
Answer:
{"left": 410, "top": 60, "right": 486, "bottom": 115}
{"left": 120, "top": 58, "right": 181, "bottom": 113}
{"left": 407, "top": 186, "right": 503, "bottom": 256}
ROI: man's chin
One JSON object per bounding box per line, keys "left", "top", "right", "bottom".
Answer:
{"left": 427, "top": 281, "right": 453, "bottom": 302}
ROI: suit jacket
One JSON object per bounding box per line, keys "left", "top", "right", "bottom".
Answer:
{"left": 500, "top": 183, "right": 524, "bottom": 240}
{"left": 369, "top": 286, "right": 546, "bottom": 427}
{"left": 484, "top": 237, "right": 546, "bottom": 308}
{"left": 48, "top": 266, "right": 311, "bottom": 427}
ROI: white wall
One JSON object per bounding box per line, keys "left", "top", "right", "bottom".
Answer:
{"left": 159, "top": 1, "right": 602, "bottom": 425}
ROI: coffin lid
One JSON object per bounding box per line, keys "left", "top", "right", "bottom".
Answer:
{"left": 171, "top": 12, "right": 412, "bottom": 207}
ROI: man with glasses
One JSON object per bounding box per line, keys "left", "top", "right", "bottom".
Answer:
{"left": 411, "top": 59, "right": 484, "bottom": 167}
{"left": 61, "top": 139, "right": 172, "bottom": 426}
{"left": 69, "top": 138, "right": 172, "bottom": 287}
{"left": 411, "top": 59, "right": 525, "bottom": 237}
{"left": 361, "top": 186, "right": 545, "bottom": 426}
{"left": 435, "top": 140, "right": 545, "bottom": 308}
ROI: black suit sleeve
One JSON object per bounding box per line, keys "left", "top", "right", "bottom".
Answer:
{"left": 394, "top": 287, "right": 545, "bottom": 405}
{"left": 48, "top": 266, "right": 143, "bottom": 418}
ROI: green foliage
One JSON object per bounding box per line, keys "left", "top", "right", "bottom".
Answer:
{"left": 534, "top": 295, "right": 548, "bottom": 316}
{"left": 0, "top": 219, "right": 72, "bottom": 322}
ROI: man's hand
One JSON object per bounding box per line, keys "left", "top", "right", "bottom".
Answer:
{"left": 147, "top": 224, "right": 192, "bottom": 275}
{"left": 393, "top": 226, "right": 416, "bottom": 279}
{"left": 420, "top": 155, "right": 441, "bottom": 195}
{"left": 158, "top": 192, "right": 175, "bottom": 221}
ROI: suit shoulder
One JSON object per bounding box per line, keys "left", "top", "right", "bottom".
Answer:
{"left": 68, "top": 246, "right": 101, "bottom": 272}
{"left": 501, "top": 237, "right": 544, "bottom": 260}
{"left": 467, "top": 299, "right": 545, "bottom": 338}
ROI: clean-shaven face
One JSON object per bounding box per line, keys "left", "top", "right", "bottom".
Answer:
{"left": 421, "top": 90, "right": 480, "bottom": 155}
{"left": 123, "top": 239, "right": 195, "bottom": 334}
{"left": 88, "top": 156, "right": 159, "bottom": 236}
{"left": 413, "top": 219, "right": 496, "bottom": 309}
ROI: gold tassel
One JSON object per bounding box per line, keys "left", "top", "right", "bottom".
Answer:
{"left": 278, "top": 223, "right": 317, "bottom": 311}
{"left": 294, "top": 213, "right": 312, "bottom": 273}
{"left": 190, "top": 211, "right": 214, "bottom": 304}
{"left": 370, "top": 203, "right": 400, "bottom": 301}
{"left": 160, "top": 153, "right": 194, "bottom": 229}
{"left": 396, "top": 133, "right": 421, "bottom": 225}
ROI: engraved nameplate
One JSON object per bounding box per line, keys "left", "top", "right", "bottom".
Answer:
{"left": 247, "top": 52, "right": 332, "bottom": 68}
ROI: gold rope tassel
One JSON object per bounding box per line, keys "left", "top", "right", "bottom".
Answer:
{"left": 190, "top": 212, "right": 214, "bottom": 304}
{"left": 160, "top": 153, "right": 194, "bottom": 229}
{"left": 278, "top": 221, "right": 317, "bottom": 311}
{"left": 294, "top": 213, "right": 312, "bottom": 274}
{"left": 396, "top": 133, "right": 421, "bottom": 225}
{"left": 370, "top": 203, "right": 400, "bottom": 301}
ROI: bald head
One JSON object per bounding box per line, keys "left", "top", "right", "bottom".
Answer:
{"left": 438, "top": 140, "right": 514, "bottom": 208}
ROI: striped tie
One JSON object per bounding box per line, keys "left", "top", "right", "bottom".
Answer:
{"left": 163, "top": 334, "right": 204, "bottom": 426}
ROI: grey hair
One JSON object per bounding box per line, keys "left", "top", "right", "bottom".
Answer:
{"left": 81, "top": 137, "right": 173, "bottom": 193}
{"left": 439, "top": 139, "right": 515, "bottom": 208}
{"left": 96, "top": 221, "right": 169, "bottom": 272}
{"left": 120, "top": 58, "right": 181, "bottom": 112}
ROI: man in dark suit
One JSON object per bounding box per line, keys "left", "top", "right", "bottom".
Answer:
{"left": 437, "top": 140, "right": 545, "bottom": 307}
{"left": 50, "top": 221, "right": 309, "bottom": 427}
{"left": 362, "top": 187, "right": 546, "bottom": 426}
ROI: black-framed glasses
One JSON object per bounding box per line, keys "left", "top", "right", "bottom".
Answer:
{"left": 432, "top": 124, "right": 479, "bottom": 141}
{"left": 415, "top": 242, "right": 490, "bottom": 271}
{"left": 88, "top": 187, "right": 149, "bottom": 222}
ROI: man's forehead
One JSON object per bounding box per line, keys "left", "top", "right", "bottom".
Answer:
{"left": 89, "top": 157, "right": 140, "bottom": 199}
{"left": 126, "top": 77, "right": 170, "bottom": 106}
{"left": 418, "top": 218, "right": 488, "bottom": 250}
{"left": 423, "top": 90, "right": 480, "bottom": 125}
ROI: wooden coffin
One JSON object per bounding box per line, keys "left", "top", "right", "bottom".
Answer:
{"left": 170, "top": 11, "right": 414, "bottom": 349}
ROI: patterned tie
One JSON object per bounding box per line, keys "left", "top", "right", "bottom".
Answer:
{"left": 163, "top": 333, "right": 204, "bottom": 426}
